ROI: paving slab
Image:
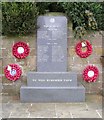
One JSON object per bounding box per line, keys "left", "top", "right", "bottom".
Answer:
{"left": 70, "top": 109, "right": 101, "bottom": 118}
{"left": 29, "top": 111, "right": 56, "bottom": 118}
{"left": 28, "top": 103, "right": 56, "bottom": 118}
{"left": 55, "top": 104, "right": 71, "bottom": 118}
{"left": 2, "top": 103, "right": 14, "bottom": 113}
{"left": 10, "top": 112, "right": 29, "bottom": 118}
{"left": 2, "top": 103, "right": 31, "bottom": 113}
{"left": 96, "top": 109, "right": 102, "bottom": 118}
{"left": 55, "top": 103, "right": 87, "bottom": 118}
{"left": 1, "top": 94, "right": 103, "bottom": 118}
{"left": 86, "top": 94, "right": 102, "bottom": 110}
{"left": 2, "top": 112, "right": 11, "bottom": 118}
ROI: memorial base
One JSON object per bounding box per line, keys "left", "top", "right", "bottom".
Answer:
{"left": 20, "top": 83, "right": 85, "bottom": 102}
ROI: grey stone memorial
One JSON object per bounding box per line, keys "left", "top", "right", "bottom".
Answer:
{"left": 37, "top": 16, "right": 67, "bottom": 72}
{"left": 20, "top": 16, "right": 85, "bottom": 102}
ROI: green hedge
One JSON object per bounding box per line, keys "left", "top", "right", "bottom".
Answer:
{"left": 62, "top": 2, "right": 103, "bottom": 38}
{"left": 90, "top": 2, "right": 104, "bottom": 31}
{"left": 2, "top": 2, "right": 104, "bottom": 36}
{"left": 2, "top": 2, "right": 38, "bottom": 35}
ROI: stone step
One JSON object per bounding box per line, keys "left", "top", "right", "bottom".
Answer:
{"left": 20, "top": 83, "right": 85, "bottom": 102}
{"left": 27, "top": 72, "right": 77, "bottom": 87}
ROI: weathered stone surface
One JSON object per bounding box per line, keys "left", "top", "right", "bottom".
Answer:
{"left": 94, "top": 47, "right": 102, "bottom": 56}
{"left": 0, "top": 59, "right": 2, "bottom": 74}
{"left": 2, "top": 58, "right": 15, "bottom": 67}
{"left": 30, "top": 48, "right": 36, "bottom": 56}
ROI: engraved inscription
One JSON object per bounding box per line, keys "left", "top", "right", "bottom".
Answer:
{"left": 32, "top": 79, "right": 72, "bottom": 82}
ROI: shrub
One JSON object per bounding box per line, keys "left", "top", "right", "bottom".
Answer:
{"left": 2, "top": 2, "right": 103, "bottom": 37}
{"left": 36, "top": 3, "right": 50, "bottom": 14}
{"left": 89, "top": 2, "right": 104, "bottom": 30}
{"left": 2, "top": 2, "right": 38, "bottom": 35}
{"left": 62, "top": 2, "right": 104, "bottom": 38}
{"left": 36, "top": 2, "right": 65, "bottom": 14}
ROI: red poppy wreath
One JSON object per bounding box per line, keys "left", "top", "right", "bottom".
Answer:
{"left": 75, "top": 40, "right": 92, "bottom": 58}
{"left": 4, "top": 64, "right": 22, "bottom": 81}
{"left": 12, "top": 41, "right": 30, "bottom": 59}
{"left": 83, "top": 65, "right": 99, "bottom": 82}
